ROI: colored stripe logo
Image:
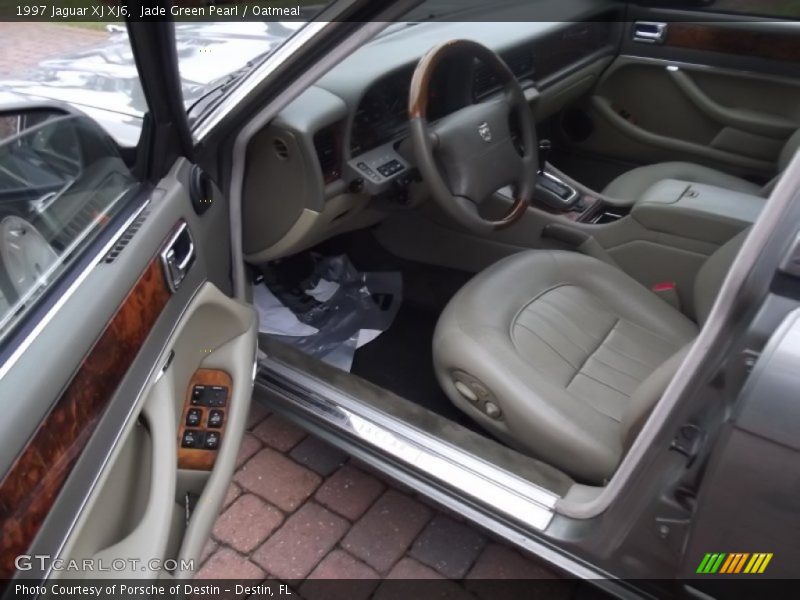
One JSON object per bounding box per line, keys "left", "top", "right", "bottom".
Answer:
{"left": 696, "top": 553, "right": 773, "bottom": 574}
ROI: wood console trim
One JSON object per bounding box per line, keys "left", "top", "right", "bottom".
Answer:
{"left": 177, "top": 369, "right": 232, "bottom": 471}
{"left": 536, "top": 194, "right": 604, "bottom": 222}
{"left": 666, "top": 23, "right": 800, "bottom": 64}
{"left": 0, "top": 257, "right": 171, "bottom": 578}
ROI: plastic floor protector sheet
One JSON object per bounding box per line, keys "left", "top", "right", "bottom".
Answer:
{"left": 254, "top": 254, "right": 402, "bottom": 371}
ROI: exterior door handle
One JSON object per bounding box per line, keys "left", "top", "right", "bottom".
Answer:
{"left": 633, "top": 21, "right": 668, "bottom": 44}
{"left": 160, "top": 221, "right": 195, "bottom": 292}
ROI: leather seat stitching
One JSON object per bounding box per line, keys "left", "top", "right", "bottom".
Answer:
{"left": 509, "top": 282, "right": 570, "bottom": 331}
{"left": 565, "top": 318, "right": 619, "bottom": 389}
{"left": 618, "top": 317, "right": 682, "bottom": 346}
{"left": 575, "top": 371, "right": 631, "bottom": 400}
{"left": 589, "top": 353, "right": 647, "bottom": 383}
{"left": 536, "top": 294, "right": 600, "bottom": 344}
{"left": 508, "top": 282, "right": 571, "bottom": 345}
{"left": 601, "top": 343, "right": 658, "bottom": 370}
{"left": 513, "top": 322, "right": 581, "bottom": 370}
{"left": 510, "top": 283, "right": 610, "bottom": 351}
{"left": 525, "top": 301, "right": 601, "bottom": 355}
{"left": 543, "top": 287, "right": 614, "bottom": 327}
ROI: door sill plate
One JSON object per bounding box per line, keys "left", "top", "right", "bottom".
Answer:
{"left": 256, "top": 355, "right": 557, "bottom": 531}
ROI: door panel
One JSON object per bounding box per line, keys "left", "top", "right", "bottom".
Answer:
{"left": 681, "top": 309, "right": 800, "bottom": 585}
{"left": 0, "top": 15, "right": 257, "bottom": 587}
{"left": 82, "top": 373, "right": 178, "bottom": 579}
{"left": 0, "top": 158, "right": 256, "bottom": 584}
{"left": 59, "top": 282, "right": 256, "bottom": 579}
{"left": 564, "top": 13, "right": 800, "bottom": 179}
{"left": 0, "top": 253, "right": 170, "bottom": 578}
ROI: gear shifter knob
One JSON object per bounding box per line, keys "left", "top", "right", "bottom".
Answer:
{"left": 538, "top": 139, "right": 551, "bottom": 176}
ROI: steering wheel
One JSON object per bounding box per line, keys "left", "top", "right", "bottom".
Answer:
{"left": 408, "top": 40, "right": 538, "bottom": 233}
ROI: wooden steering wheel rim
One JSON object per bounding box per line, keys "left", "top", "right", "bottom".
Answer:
{"left": 408, "top": 39, "right": 533, "bottom": 230}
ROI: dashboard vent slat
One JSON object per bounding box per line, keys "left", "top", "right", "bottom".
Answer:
{"left": 473, "top": 48, "right": 535, "bottom": 99}
{"left": 313, "top": 125, "right": 342, "bottom": 184}
{"left": 273, "top": 138, "right": 290, "bottom": 160}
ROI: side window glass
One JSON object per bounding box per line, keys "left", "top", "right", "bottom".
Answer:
{"left": 0, "top": 110, "right": 138, "bottom": 342}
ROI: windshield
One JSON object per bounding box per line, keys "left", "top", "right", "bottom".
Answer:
{"left": 0, "top": 16, "right": 321, "bottom": 147}
{"left": 175, "top": 21, "right": 311, "bottom": 118}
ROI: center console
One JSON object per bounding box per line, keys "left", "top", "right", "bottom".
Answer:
{"left": 524, "top": 168, "right": 623, "bottom": 224}
{"left": 523, "top": 140, "right": 626, "bottom": 223}
{"left": 535, "top": 170, "right": 579, "bottom": 209}
{"left": 529, "top": 166, "right": 764, "bottom": 237}
{"left": 631, "top": 179, "right": 764, "bottom": 244}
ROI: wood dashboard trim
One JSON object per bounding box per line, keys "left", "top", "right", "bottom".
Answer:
{"left": 0, "top": 257, "right": 171, "bottom": 578}
{"left": 666, "top": 23, "right": 800, "bottom": 64}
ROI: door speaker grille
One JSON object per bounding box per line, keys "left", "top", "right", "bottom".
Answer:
{"left": 104, "top": 208, "right": 150, "bottom": 264}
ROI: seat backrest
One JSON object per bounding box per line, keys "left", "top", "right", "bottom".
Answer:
{"left": 620, "top": 229, "right": 750, "bottom": 453}
{"left": 779, "top": 129, "right": 800, "bottom": 173}
{"left": 620, "top": 343, "right": 692, "bottom": 453}
{"left": 693, "top": 228, "right": 750, "bottom": 326}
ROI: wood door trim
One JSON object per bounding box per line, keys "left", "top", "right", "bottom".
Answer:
{"left": 666, "top": 23, "right": 800, "bottom": 63}
{"left": 0, "top": 255, "right": 171, "bottom": 578}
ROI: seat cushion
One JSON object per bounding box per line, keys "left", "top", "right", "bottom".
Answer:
{"left": 433, "top": 250, "right": 698, "bottom": 483}
{"left": 512, "top": 285, "right": 684, "bottom": 422}
{"left": 603, "top": 161, "right": 763, "bottom": 205}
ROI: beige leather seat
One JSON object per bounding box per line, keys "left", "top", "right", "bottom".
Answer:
{"left": 603, "top": 129, "right": 800, "bottom": 205}
{"left": 433, "top": 231, "right": 747, "bottom": 483}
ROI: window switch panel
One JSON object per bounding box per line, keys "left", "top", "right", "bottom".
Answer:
{"left": 208, "top": 409, "right": 224, "bottom": 429}
{"left": 186, "top": 408, "right": 202, "bottom": 427}
{"left": 204, "top": 432, "right": 220, "bottom": 450}
{"left": 190, "top": 384, "right": 229, "bottom": 407}
{"left": 181, "top": 430, "right": 202, "bottom": 449}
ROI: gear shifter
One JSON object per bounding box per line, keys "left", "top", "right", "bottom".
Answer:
{"left": 533, "top": 139, "right": 579, "bottom": 211}
{"left": 538, "top": 139, "right": 551, "bottom": 176}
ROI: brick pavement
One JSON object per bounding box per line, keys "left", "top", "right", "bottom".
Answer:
{"left": 196, "top": 402, "right": 578, "bottom": 598}
{"left": 0, "top": 23, "right": 108, "bottom": 78}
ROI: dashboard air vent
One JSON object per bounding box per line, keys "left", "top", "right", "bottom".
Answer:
{"left": 273, "top": 138, "right": 290, "bottom": 160}
{"left": 474, "top": 48, "right": 535, "bottom": 99}
{"left": 313, "top": 125, "right": 342, "bottom": 184}
{"left": 473, "top": 63, "right": 499, "bottom": 99}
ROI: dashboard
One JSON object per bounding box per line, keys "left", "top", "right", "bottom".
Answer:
{"left": 242, "top": 1, "right": 624, "bottom": 263}
{"left": 350, "top": 66, "right": 451, "bottom": 157}
{"left": 347, "top": 18, "right": 616, "bottom": 158}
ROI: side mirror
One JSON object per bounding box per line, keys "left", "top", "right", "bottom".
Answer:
{"left": 0, "top": 103, "right": 126, "bottom": 196}
{"left": 1, "top": 105, "right": 72, "bottom": 132}
{"left": 0, "top": 103, "right": 135, "bottom": 317}
{"left": 0, "top": 106, "right": 87, "bottom": 204}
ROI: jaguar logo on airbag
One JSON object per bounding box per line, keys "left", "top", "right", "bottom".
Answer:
{"left": 478, "top": 122, "right": 492, "bottom": 143}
